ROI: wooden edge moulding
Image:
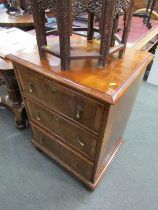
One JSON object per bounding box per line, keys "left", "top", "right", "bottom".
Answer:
{"left": 31, "top": 0, "right": 134, "bottom": 70}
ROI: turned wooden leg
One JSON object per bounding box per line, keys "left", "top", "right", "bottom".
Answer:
{"left": 0, "top": 68, "right": 28, "bottom": 129}
{"left": 13, "top": 104, "right": 28, "bottom": 129}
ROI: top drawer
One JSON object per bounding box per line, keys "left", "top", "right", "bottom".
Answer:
{"left": 16, "top": 65, "right": 104, "bottom": 132}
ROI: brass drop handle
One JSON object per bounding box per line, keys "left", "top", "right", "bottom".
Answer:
{"left": 28, "top": 82, "right": 33, "bottom": 93}
{"left": 76, "top": 105, "right": 83, "bottom": 119}
{"left": 76, "top": 135, "right": 85, "bottom": 147}
{"left": 49, "top": 84, "right": 56, "bottom": 93}
{"left": 35, "top": 111, "right": 41, "bottom": 121}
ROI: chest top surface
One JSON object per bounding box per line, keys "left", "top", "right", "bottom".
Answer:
{"left": 7, "top": 35, "right": 153, "bottom": 104}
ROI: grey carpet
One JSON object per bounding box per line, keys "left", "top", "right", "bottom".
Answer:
{"left": 0, "top": 82, "right": 158, "bottom": 210}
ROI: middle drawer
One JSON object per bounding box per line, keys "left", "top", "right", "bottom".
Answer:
{"left": 26, "top": 98, "right": 98, "bottom": 159}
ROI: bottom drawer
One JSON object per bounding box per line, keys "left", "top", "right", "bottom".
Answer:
{"left": 32, "top": 124, "right": 93, "bottom": 180}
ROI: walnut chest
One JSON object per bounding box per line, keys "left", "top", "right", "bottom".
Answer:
{"left": 8, "top": 37, "right": 153, "bottom": 189}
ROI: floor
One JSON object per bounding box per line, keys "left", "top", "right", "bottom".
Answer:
{"left": 0, "top": 82, "right": 158, "bottom": 210}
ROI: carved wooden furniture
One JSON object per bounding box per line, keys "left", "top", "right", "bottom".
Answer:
{"left": 31, "top": 0, "right": 134, "bottom": 70}
{"left": 8, "top": 36, "right": 153, "bottom": 189}
{"left": 0, "top": 58, "right": 28, "bottom": 128}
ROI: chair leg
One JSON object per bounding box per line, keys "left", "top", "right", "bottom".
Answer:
{"left": 57, "top": 0, "right": 71, "bottom": 70}
{"left": 98, "top": 0, "right": 115, "bottom": 68}
{"left": 87, "top": 13, "right": 94, "bottom": 40}
{"left": 143, "top": 0, "right": 151, "bottom": 24}
{"left": 119, "top": 1, "right": 134, "bottom": 59}
{"left": 31, "top": 0, "right": 47, "bottom": 58}
{"left": 146, "top": 0, "right": 156, "bottom": 29}
{"left": 111, "top": 14, "right": 119, "bottom": 47}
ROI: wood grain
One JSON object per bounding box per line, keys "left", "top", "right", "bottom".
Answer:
{"left": 7, "top": 35, "right": 153, "bottom": 104}
{"left": 8, "top": 36, "right": 153, "bottom": 189}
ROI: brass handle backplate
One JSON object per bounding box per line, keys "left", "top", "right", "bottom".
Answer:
{"left": 48, "top": 85, "right": 56, "bottom": 93}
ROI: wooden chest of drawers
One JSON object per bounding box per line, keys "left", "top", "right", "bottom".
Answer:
{"left": 8, "top": 37, "right": 153, "bottom": 189}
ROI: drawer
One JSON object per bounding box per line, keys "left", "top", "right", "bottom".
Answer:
{"left": 16, "top": 65, "right": 104, "bottom": 132}
{"left": 26, "top": 98, "right": 97, "bottom": 159}
{"left": 32, "top": 125, "right": 93, "bottom": 180}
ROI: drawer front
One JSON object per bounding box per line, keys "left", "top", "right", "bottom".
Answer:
{"left": 26, "top": 99, "right": 97, "bottom": 159}
{"left": 16, "top": 65, "right": 104, "bottom": 132}
{"left": 32, "top": 125, "right": 93, "bottom": 180}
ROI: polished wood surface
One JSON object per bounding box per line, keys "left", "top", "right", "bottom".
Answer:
{"left": 32, "top": 123, "right": 93, "bottom": 180}
{"left": 8, "top": 37, "right": 153, "bottom": 189}
{"left": 94, "top": 72, "right": 145, "bottom": 178}
{"left": 8, "top": 35, "right": 153, "bottom": 104}
{"left": 26, "top": 98, "right": 98, "bottom": 159}
{"left": 16, "top": 64, "right": 104, "bottom": 132}
{"left": 0, "top": 9, "right": 33, "bottom": 27}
